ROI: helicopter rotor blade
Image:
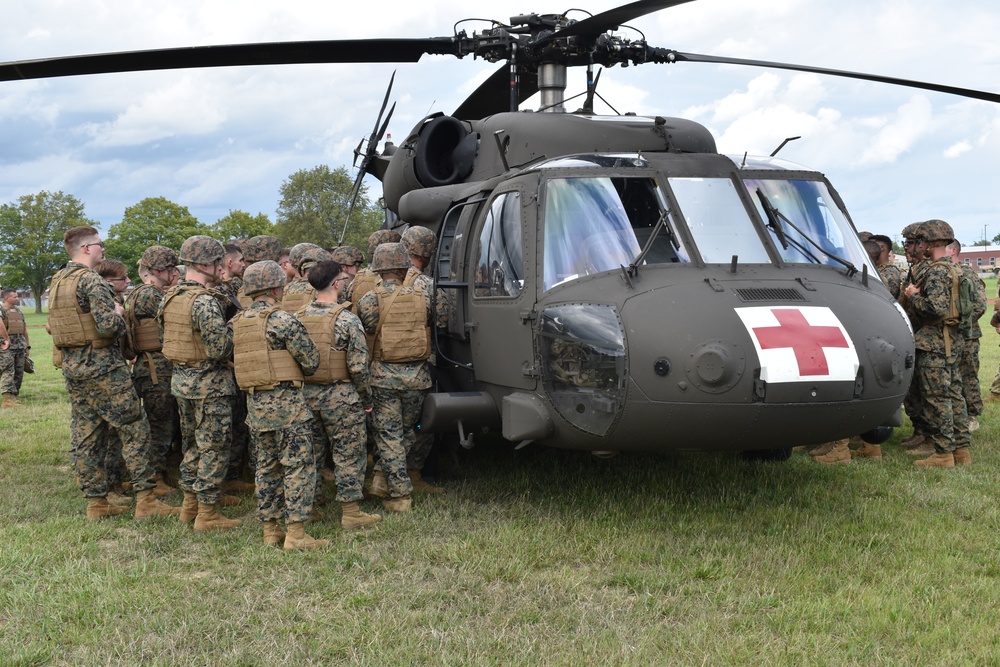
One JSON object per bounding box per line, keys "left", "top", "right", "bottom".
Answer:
{"left": 533, "top": 0, "right": 696, "bottom": 47}
{"left": 0, "top": 38, "right": 459, "bottom": 82}
{"left": 668, "top": 51, "right": 1000, "bottom": 104}
{"left": 453, "top": 66, "right": 539, "bottom": 120}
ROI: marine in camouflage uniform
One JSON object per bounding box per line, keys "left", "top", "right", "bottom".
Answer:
{"left": 280, "top": 244, "right": 328, "bottom": 313}
{"left": 345, "top": 229, "right": 401, "bottom": 309}
{"left": 50, "top": 226, "right": 178, "bottom": 520}
{"left": 947, "top": 242, "right": 987, "bottom": 426}
{"left": 0, "top": 289, "right": 29, "bottom": 405}
{"left": 899, "top": 225, "right": 930, "bottom": 446}
{"left": 158, "top": 236, "right": 239, "bottom": 527}
{"left": 870, "top": 234, "right": 903, "bottom": 300}
{"left": 127, "top": 246, "right": 180, "bottom": 481}
{"left": 297, "top": 261, "right": 375, "bottom": 517}
{"left": 357, "top": 242, "right": 446, "bottom": 511}
{"left": 233, "top": 261, "right": 325, "bottom": 549}
{"left": 901, "top": 220, "right": 969, "bottom": 466}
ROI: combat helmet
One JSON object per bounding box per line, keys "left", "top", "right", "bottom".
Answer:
{"left": 916, "top": 219, "right": 955, "bottom": 243}
{"left": 401, "top": 226, "right": 438, "bottom": 259}
{"left": 298, "top": 246, "right": 332, "bottom": 274}
{"left": 288, "top": 243, "right": 321, "bottom": 272}
{"left": 243, "top": 235, "right": 282, "bottom": 263}
{"left": 139, "top": 245, "right": 178, "bottom": 271}
{"left": 370, "top": 242, "right": 411, "bottom": 274}
{"left": 366, "top": 229, "right": 402, "bottom": 255}
{"left": 179, "top": 236, "right": 224, "bottom": 265}
{"left": 332, "top": 246, "right": 364, "bottom": 266}
{"left": 857, "top": 231, "right": 873, "bottom": 243}
{"left": 242, "top": 260, "right": 287, "bottom": 296}
{"left": 901, "top": 223, "right": 924, "bottom": 240}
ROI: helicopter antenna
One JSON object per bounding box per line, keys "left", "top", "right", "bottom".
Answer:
{"left": 770, "top": 136, "right": 801, "bottom": 157}
{"left": 583, "top": 67, "right": 602, "bottom": 114}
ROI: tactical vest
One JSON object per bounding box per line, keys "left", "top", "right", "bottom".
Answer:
{"left": 160, "top": 285, "right": 212, "bottom": 366}
{"left": 349, "top": 269, "right": 379, "bottom": 315}
{"left": 298, "top": 303, "right": 351, "bottom": 384}
{"left": 48, "top": 266, "right": 112, "bottom": 349}
{"left": 124, "top": 284, "right": 163, "bottom": 353}
{"left": 233, "top": 305, "right": 306, "bottom": 391}
{"left": 373, "top": 272, "right": 431, "bottom": 363}
{"left": 280, "top": 283, "right": 316, "bottom": 314}
{"left": 6, "top": 308, "right": 26, "bottom": 335}
{"left": 237, "top": 288, "right": 253, "bottom": 310}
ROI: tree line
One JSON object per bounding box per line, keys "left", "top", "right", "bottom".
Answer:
{"left": 0, "top": 165, "right": 383, "bottom": 313}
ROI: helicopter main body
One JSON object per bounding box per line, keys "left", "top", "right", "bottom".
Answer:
{"left": 382, "top": 112, "right": 914, "bottom": 453}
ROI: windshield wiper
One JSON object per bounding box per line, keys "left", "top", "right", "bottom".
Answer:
{"left": 627, "top": 208, "right": 677, "bottom": 277}
{"left": 755, "top": 189, "right": 857, "bottom": 276}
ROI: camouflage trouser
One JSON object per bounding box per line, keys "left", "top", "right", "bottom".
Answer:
{"left": 904, "top": 367, "right": 926, "bottom": 435}
{"left": 253, "top": 421, "right": 316, "bottom": 523}
{"left": 135, "top": 379, "right": 177, "bottom": 477}
{"left": 0, "top": 349, "right": 24, "bottom": 395}
{"left": 915, "top": 347, "right": 969, "bottom": 453}
{"left": 104, "top": 429, "right": 125, "bottom": 488}
{"left": 66, "top": 366, "right": 155, "bottom": 497}
{"left": 960, "top": 337, "right": 983, "bottom": 418}
{"left": 226, "top": 391, "right": 252, "bottom": 480}
{"left": 311, "top": 401, "right": 367, "bottom": 503}
{"left": 371, "top": 387, "right": 422, "bottom": 498}
{"left": 176, "top": 395, "right": 232, "bottom": 505}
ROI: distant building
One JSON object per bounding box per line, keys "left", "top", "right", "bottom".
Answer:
{"left": 958, "top": 245, "right": 1000, "bottom": 274}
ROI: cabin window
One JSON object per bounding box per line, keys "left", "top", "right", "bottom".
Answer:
{"left": 668, "top": 177, "right": 771, "bottom": 264}
{"left": 744, "top": 177, "right": 872, "bottom": 273}
{"left": 542, "top": 176, "right": 687, "bottom": 291}
{"left": 474, "top": 191, "right": 524, "bottom": 298}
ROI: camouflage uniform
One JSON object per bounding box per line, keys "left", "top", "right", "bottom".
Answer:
{"left": 900, "top": 257, "right": 929, "bottom": 437}
{"left": 877, "top": 263, "right": 903, "bottom": 300}
{"left": 214, "top": 276, "right": 253, "bottom": 481}
{"left": 0, "top": 301, "right": 28, "bottom": 396}
{"left": 957, "top": 263, "right": 987, "bottom": 418}
{"left": 406, "top": 268, "right": 449, "bottom": 471}
{"left": 357, "top": 274, "right": 435, "bottom": 499}
{"left": 161, "top": 279, "right": 237, "bottom": 505}
{"left": 235, "top": 300, "right": 320, "bottom": 524}
{"left": 51, "top": 261, "right": 156, "bottom": 498}
{"left": 908, "top": 258, "right": 969, "bottom": 454}
{"left": 298, "top": 300, "right": 372, "bottom": 504}
{"left": 125, "top": 282, "right": 177, "bottom": 476}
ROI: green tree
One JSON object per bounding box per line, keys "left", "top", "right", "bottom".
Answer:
{"left": 211, "top": 210, "right": 274, "bottom": 242}
{"left": 0, "top": 191, "right": 95, "bottom": 313}
{"left": 105, "top": 197, "right": 207, "bottom": 277}
{"left": 274, "top": 165, "right": 382, "bottom": 250}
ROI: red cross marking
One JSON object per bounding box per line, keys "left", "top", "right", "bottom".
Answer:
{"left": 752, "top": 308, "right": 849, "bottom": 376}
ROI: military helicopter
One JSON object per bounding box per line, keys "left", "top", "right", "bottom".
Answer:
{"left": 3, "top": 1, "right": 998, "bottom": 458}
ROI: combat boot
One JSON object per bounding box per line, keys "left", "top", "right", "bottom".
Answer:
{"left": 86, "top": 497, "right": 128, "bottom": 520}
{"left": 221, "top": 479, "right": 255, "bottom": 494}
{"left": 134, "top": 490, "right": 182, "bottom": 520}
{"left": 914, "top": 451, "right": 955, "bottom": 468}
{"left": 851, "top": 441, "right": 882, "bottom": 460}
{"left": 283, "top": 522, "right": 329, "bottom": 551}
{"left": 179, "top": 492, "right": 198, "bottom": 524}
{"left": 365, "top": 470, "right": 390, "bottom": 499}
{"left": 341, "top": 501, "right": 382, "bottom": 530}
{"left": 901, "top": 433, "right": 926, "bottom": 449}
{"left": 905, "top": 442, "right": 935, "bottom": 457}
{"left": 813, "top": 439, "right": 851, "bottom": 465}
{"left": 1, "top": 393, "right": 19, "bottom": 407}
{"left": 953, "top": 447, "right": 972, "bottom": 465}
{"left": 984, "top": 392, "right": 1000, "bottom": 403}
{"left": 107, "top": 490, "right": 133, "bottom": 506}
{"left": 263, "top": 520, "right": 286, "bottom": 547}
{"left": 408, "top": 469, "right": 443, "bottom": 495}
{"left": 218, "top": 493, "right": 241, "bottom": 507}
{"left": 193, "top": 502, "right": 242, "bottom": 532}
{"left": 382, "top": 495, "right": 412, "bottom": 513}
{"left": 809, "top": 441, "right": 836, "bottom": 458}
{"left": 152, "top": 474, "right": 176, "bottom": 498}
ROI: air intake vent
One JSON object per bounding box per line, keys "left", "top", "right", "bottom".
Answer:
{"left": 734, "top": 288, "right": 806, "bottom": 302}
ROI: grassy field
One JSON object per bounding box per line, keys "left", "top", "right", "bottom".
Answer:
{"left": 3, "top": 308, "right": 1000, "bottom": 665}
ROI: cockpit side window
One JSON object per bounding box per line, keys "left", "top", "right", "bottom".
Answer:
{"left": 542, "top": 176, "right": 687, "bottom": 291}
{"left": 474, "top": 191, "right": 524, "bottom": 298}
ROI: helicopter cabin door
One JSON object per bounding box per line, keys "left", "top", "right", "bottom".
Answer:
{"left": 466, "top": 188, "right": 536, "bottom": 390}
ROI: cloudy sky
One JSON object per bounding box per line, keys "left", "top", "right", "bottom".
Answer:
{"left": 1, "top": 0, "right": 998, "bottom": 246}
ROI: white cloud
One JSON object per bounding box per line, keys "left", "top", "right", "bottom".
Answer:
{"left": 944, "top": 141, "right": 972, "bottom": 158}
{"left": 858, "top": 95, "right": 933, "bottom": 165}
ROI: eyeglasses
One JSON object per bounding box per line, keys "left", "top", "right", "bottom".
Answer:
{"left": 107, "top": 276, "right": 129, "bottom": 283}
{"left": 333, "top": 276, "right": 350, "bottom": 284}
{"left": 81, "top": 242, "right": 105, "bottom": 249}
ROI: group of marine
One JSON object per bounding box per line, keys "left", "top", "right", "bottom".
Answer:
{"left": 38, "top": 225, "right": 446, "bottom": 550}
{"left": 807, "top": 219, "right": 997, "bottom": 467}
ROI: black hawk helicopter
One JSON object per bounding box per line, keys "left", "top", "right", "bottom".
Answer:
{"left": 4, "top": 0, "right": 998, "bottom": 458}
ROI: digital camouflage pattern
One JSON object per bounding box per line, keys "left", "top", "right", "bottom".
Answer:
{"left": 957, "top": 262, "right": 987, "bottom": 418}
{"left": 126, "top": 282, "right": 176, "bottom": 475}
{"left": 288, "top": 243, "right": 321, "bottom": 272}
{"left": 243, "top": 235, "right": 282, "bottom": 264}
{"left": 235, "top": 300, "right": 320, "bottom": 523}
{"left": 366, "top": 229, "right": 401, "bottom": 255}
{"left": 918, "top": 219, "right": 955, "bottom": 242}
{"left": 178, "top": 235, "right": 224, "bottom": 265}
{"left": 53, "top": 261, "right": 128, "bottom": 381}
{"left": 140, "top": 245, "right": 178, "bottom": 271}
{"left": 298, "top": 300, "right": 371, "bottom": 503}
{"left": 162, "top": 278, "right": 236, "bottom": 505}
{"left": 332, "top": 246, "right": 364, "bottom": 266}
{"left": 401, "top": 225, "right": 438, "bottom": 258}
{"left": 244, "top": 260, "right": 286, "bottom": 295}
{"left": 298, "top": 246, "right": 332, "bottom": 274}
{"left": 0, "top": 301, "right": 27, "bottom": 395}
{"left": 370, "top": 243, "right": 411, "bottom": 273}
{"left": 877, "top": 263, "right": 903, "bottom": 300}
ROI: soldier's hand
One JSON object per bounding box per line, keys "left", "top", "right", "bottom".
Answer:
{"left": 904, "top": 283, "right": 919, "bottom": 298}
{"left": 0, "top": 338, "right": 8, "bottom": 350}
{"left": 114, "top": 302, "right": 125, "bottom": 317}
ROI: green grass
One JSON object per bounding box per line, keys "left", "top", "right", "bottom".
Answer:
{"left": 4, "top": 311, "right": 1000, "bottom": 665}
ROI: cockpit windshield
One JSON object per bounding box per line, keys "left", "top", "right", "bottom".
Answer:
{"left": 745, "top": 177, "right": 872, "bottom": 271}
{"left": 542, "top": 176, "right": 688, "bottom": 291}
